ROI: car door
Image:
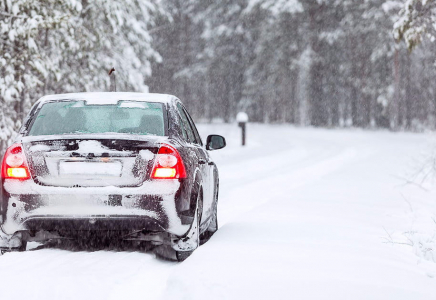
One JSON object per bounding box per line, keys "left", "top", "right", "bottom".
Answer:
{"left": 176, "top": 103, "right": 212, "bottom": 221}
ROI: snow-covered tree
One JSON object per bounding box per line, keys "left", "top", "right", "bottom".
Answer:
{"left": 394, "top": 0, "right": 436, "bottom": 50}
{"left": 0, "top": 0, "right": 77, "bottom": 151}
{"left": 243, "top": 0, "right": 303, "bottom": 123}
{"left": 0, "top": 0, "right": 164, "bottom": 152}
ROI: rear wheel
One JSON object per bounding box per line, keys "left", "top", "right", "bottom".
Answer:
{"left": 18, "top": 241, "right": 27, "bottom": 252}
{"left": 175, "top": 249, "right": 193, "bottom": 262}
{"left": 200, "top": 184, "right": 219, "bottom": 245}
{"left": 175, "top": 189, "right": 202, "bottom": 262}
{"left": 155, "top": 188, "right": 202, "bottom": 262}
{"left": 0, "top": 240, "right": 27, "bottom": 255}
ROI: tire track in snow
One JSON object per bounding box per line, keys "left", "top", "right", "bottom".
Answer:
{"left": 161, "top": 125, "right": 436, "bottom": 300}
{"left": 218, "top": 147, "right": 360, "bottom": 225}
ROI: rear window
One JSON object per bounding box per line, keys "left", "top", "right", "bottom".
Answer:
{"left": 27, "top": 100, "right": 166, "bottom": 136}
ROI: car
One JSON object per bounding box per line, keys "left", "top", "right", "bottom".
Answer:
{"left": 0, "top": 92, "right": 226, "bottom": 261}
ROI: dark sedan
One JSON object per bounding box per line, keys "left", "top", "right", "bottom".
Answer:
{"left": 0, "top": 92, "right": 225, "bottom": 261}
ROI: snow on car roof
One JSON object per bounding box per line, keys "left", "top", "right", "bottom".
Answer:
{"left": 36, "top": 92, "right": 176, "bottom": 105}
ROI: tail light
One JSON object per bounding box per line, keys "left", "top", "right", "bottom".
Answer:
{"left": 151, "top": 144, "right": 186, "bottom": 179}
{"left": 1, "top": 143, "right": 31, "bottom": 180}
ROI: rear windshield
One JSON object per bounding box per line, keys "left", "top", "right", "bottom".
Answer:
{"left": 27, "top": 100, "right": 166, "bottom": 136}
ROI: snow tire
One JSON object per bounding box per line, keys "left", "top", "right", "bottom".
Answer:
{"left": 200, "top": 183, "right": 219, "bottom": 245}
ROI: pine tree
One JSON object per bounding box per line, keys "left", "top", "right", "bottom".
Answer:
{"left": 0, "top": 0, "right": 164, "bottom": 152}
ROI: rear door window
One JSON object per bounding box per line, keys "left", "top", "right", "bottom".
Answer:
{"left": 176, "top": 113, "right": 188, "bottom": 141}
{"left": 28, "top": 100, "right": 166, "bottom": 136}
{"left": 182, "top": 107, "right": 203, "bottom": 146}
{"left": 177, "top": 103, "right": 197, "bottom": 144}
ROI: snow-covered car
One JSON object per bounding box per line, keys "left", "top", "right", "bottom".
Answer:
{"left": 0, "top": 92, "right": 225, "bottom": 261}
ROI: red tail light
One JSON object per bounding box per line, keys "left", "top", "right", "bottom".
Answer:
{"left": 1, "top": 143, "right": 31, "bottom": 180}
{"left": 151, "top": 144, "right": 186, "bottom": 179}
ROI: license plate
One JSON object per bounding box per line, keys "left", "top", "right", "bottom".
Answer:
{"left": 59, "top": 161, "right": 122, "bottom": 176}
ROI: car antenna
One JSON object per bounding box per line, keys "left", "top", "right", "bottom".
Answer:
{"left": 109, "top": 67, "right": 116, "bottom": 92}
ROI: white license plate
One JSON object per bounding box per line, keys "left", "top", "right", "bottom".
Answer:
{"left": 59, "top": 161, "right": 122, "bottom": 176}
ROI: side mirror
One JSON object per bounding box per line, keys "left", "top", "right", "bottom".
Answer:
{"left": 206, "top": 135, "right": 226, "bottom": 151}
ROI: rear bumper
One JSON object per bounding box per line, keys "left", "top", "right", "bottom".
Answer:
{"left": 23, "top": 215, "right": 165, "bottom": 232}
{"left": 0, "top": 179, "right": 190, "bottom": 237}
{"left": 2, "top": 178, "right": 180, "bottom": 197}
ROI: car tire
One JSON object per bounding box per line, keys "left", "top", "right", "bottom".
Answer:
{"left": 0, "top": 240, "right": 27, "bottom": 255}
{"left": 175, "top": 189, "right": 203, "bottom": 262}
{"left": 175, "top": 249, "right": 194, "bottom": 262}
{"left": 18, "top": 241, "right": 27, "bottom": 252}
{"left": 155, "top": 188, "right": 203, "bottom": 262}
{"left": 200, "top": 184, "right": 219, "bottom": 245}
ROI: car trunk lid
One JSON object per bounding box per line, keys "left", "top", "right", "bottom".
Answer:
{"left": 21, "top": 136, "right": 164, "bottom": 187}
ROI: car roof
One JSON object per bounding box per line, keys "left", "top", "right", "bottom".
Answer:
{"left": 36, "top": 92, "right": 177, "bottom": 105}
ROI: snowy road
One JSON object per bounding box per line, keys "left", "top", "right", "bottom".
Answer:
{"left": 1, "top": 124, "right": 436, "bottom": 299}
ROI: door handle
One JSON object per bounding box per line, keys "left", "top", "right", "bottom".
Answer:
{"left": 208, "top": 161, "right": 215, "bottom": 166}
{"left": 199, "top": 159, "right": 206, "bottom": 165}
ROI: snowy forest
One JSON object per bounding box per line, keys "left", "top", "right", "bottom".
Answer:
{"left": 1, "top": 0, "right": 436, "bottom": 152}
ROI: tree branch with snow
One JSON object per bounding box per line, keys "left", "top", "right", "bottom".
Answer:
{"left": 394, "top": 0, "right": 436, "bottom": 50}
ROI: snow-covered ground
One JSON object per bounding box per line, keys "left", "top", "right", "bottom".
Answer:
{"left": 1, "top": 124, "right": 436, "bottom": 300}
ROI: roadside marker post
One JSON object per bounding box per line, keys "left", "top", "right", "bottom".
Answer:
{"left": 236, "top": 112, "right": 248, "bottom": 146}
